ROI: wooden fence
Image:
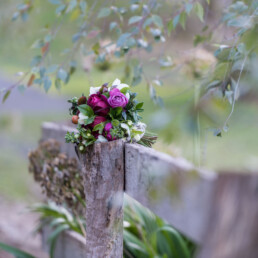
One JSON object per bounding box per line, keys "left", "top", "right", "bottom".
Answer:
{"left": 41, "top": 122, "right": 258, "bottom": 258}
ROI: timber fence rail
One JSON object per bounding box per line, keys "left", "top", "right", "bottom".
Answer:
{"left": 41, "top": 122, "right": 258, "bottom": 258}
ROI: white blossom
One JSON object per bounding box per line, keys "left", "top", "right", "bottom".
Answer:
{"left": 78, "top": 113, "right": 88, "bottom": 124}
{"left": 133, "top": 122, "right": 146, "bottom": 142}
{"left": 96, "top": 135, "right": 108, "bottom": 143}
{"left": 89, "top": 86, "right": 101, "bottom": 95}
{"left": 121, "top": 123, "right": 131, "bottom": 140}
{"left": 112, "top": 78, "right": 130, "bottom": 100}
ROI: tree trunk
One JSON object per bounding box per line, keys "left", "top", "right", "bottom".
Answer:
{"left": 198, "top": 173, "right": 258, "bottom": 258}
{"left": 78, "top": 140, "right": 124, "bottom": 258}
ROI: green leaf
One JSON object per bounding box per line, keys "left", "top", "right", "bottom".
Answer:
{"left": 44, "top": 77, "right": 52, "bottom": 92}
{"left": 116, "top": 33, "right": 131, "bottom": 47}
{"left": 92, "top": 42, "right": 100, "bottom": 55}
{"left": 128, "top": 16, "right": 142, "bottom": 25}
{"left": 194, "top": 2, "right": 204, "bottom": 22}
{"left": 185, "top": 3, "right": 193, "bottom": 14}
{"left": 57, "top": 68, "right": 68, "bottom": 83}
{"left": 56, "top": 4, "right": 66, "bottom": 15}
{"left": 143, "top": 17, "right": 153, "bottom": 28}
{"left": 18, "top": 84, "right": 26, "bottom": 93}
{"left": 66, "top": 0, "right": 77, "bottom": 13}
{"left": 112, "top": 119, "right": 120, "bottom": 127}
{"left": 48, "top": 224, "right": 69, "bottom": 258}
{"left": 152, "top": 15, "right": 163, "bottom": 28}
{"left": 97, "top": 7, "right": 111, "bottom": 18}
{"left": 31, "top": 39, "right": 45, "bottom": 49}
{"left": 55, "top": 79, "right": 61, "bottom": 89}
{"left": 48, "top": 0, "right": 61, "bottom": 4}
{"left": 0, "top": 242, "right": 35, "bottom": 258}
{"left": 30, "top": 55, "right": 42, "bottom": 66}
{"left": 79, "top": 0, "right": 87, "bottom": 14}
{"left": 120, "top": 87, "right": 129, "bottom": 94}
{"left": 2, "top": 90, "right": 11, "bottom": 103}
{"left": 46, "top": 64, "right": 59, "bottom": 74}
{"left": 84, "top": 116, "right": 95, "bottom": 126}
{"left": 93, "top": 122, "right": 105, "bottom": 133}
{"left": 123, "top": 231, "right": 149, "bottom": 257}
{"left": 167, "top": 19, "right": 174, "bottom": 35}
{"left": 78, "top": 104, "right": 94, "bottom": 117}
{"left": 136, "top": 102, "right": 144, "bottom": 109}
{"left": 156, "top": 226, "right": 191, "bottom": 258}
{"left": 227, "top": 16, "right": 251, "bottom": 28}
{"left": 109, "top": 22, "right": 117, "bottom": 31}
{"left": 12, "top": 12, "right": 19, "bottom": 21}
{"left": 173, "top": 14, "right": 180, "bottom": 28}
{"left": 179, "top": 11, "right": 187, "bottom": 30}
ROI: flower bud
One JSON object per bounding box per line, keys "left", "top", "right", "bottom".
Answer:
{"left": 78, "top": 95, "right": 87, "bottom": 105}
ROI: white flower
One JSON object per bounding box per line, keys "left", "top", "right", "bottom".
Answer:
{"left": 78, "top": 113, "right": 88, "bottom": 124}
{"left": 133, "top": 122, "right": 146, "bottom": 142}
{"left": 134, "top": 134, "right": 141, "bottom": 142}
{"left": 96, "top": 135, "right": 108, "bottom": 143}
{"left": 112, "top": 78, "right": 130, "bottom": 100}
{"left": 89, "top": 86, "right": 101, "bottom": 95}
{"left": 121, "top": 123, "right": 131, "bottom": 141}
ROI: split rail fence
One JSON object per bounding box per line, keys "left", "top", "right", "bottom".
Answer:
{"left": 41, "top": 122, "right": 258, "bottom": 258}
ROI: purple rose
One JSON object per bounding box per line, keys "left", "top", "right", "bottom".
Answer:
{"left": 87, "top": 94, "right": 110, "bottom": 116}
{"left": 108, "top": 88, "right": 128, "bottom": 108}
{"left": 88, "top": 116, "right": 107, "bottom": 129}
{"left": 104, "top": 122, "right": 115, "bottom": 141}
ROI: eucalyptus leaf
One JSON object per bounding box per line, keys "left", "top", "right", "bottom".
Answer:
{"left": 97, "top": 7, "right": 111, "bottom": 18}
{"left": 128, "top": 16, "right": 142, "bottom": 25}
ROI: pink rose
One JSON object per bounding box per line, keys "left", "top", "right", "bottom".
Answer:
{"left": 89, "top": 116, "right": 106, "bottom": 129}
{"left": 104, "top": 122, "right": 115, "bottom": 141}
{"left": 87, "top": 94, "right": 110, "bottom": 116}
{"left": 108, "top": 88, "right": 128, "bottom": 108}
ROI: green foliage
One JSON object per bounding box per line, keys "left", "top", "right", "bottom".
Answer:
{"left": 65, "top": 131, "right": 78, "bottom": 143}
{"left": 33, "top": 196, "right": 196, "bottom": 258}
{"left": 0, "top": 242, "right": 35, "bottom": 258}
{"left": 1, "top": 0, "right": 207, "bottom": 105}
{"left": 31, "top": 202, "right": 86, "bottom": 258}
{"left": 199, "top": 0, "right": 258, "bottom": 134}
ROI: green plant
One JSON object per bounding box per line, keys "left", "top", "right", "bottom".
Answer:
{"left": 1, "top": 0, "right": 208, "bottom": 104}
{"left": 32, "top": 196, "right": 196, "bottom": 258}
{"left": 0, "top": 242, "right": 35, "bottom": 258}
{"left": 123, "top": 195, "right": 196, "bottom": 258}
{"left": 31, "top": 202, "right": 86, "bottom": 258}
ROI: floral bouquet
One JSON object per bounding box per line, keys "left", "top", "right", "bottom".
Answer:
{"left": 65, "top": 78, "right": 157, "bottom": 153}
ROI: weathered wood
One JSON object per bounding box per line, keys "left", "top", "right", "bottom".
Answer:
{"left": 198, "top": 173, "right": 258, "bottom": 258}
{"left": 42, "top": 226, "right": 86, "bottom": 258}
{"left": 125, "top": 143, "right": 216, "bottom": 243}
{"left": 78, "top": 140, "right": 125, "bottom": 258}
{"left": 41, "top": 122, "right": 77, "bottom": 158}
{"left": 41, "top": 122, "right": 217, "bottom": 243}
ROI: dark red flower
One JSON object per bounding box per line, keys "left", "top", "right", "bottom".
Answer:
{"left": 87, "top": 94, "right": 110, "bottom": 116}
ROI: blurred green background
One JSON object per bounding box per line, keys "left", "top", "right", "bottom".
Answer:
{"left": 0, "top": 0, "right": 258, "bottom": 202}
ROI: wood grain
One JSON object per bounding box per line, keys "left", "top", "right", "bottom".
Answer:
{"left": 78, "top": 140, "right": 125, "bottom": 258}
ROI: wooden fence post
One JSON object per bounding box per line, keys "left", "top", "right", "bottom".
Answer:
{"left": 78, "top": 140, "right": 124, "bottom": 258}
{"left": 198, "top": 173, "right": 258, "bottom": 258}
